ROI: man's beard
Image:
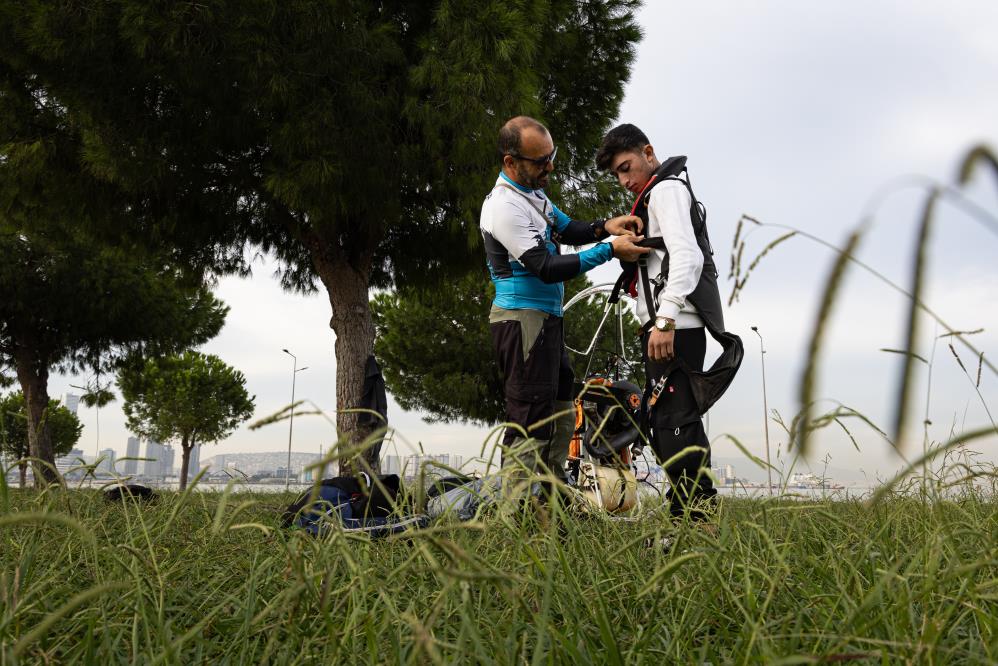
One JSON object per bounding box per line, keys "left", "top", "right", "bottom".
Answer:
{"left": 516, "top": 164, "right": 548, "bottom": 190}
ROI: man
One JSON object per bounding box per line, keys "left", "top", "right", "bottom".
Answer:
{"left": 480, "top": 116, "right": 650, "bottom": 489}
{"left": 596, "top": 123, "right": 734, "bottom": 521}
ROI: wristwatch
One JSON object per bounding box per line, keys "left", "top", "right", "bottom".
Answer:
{"left": 653, "top": 316, "right": 675, "bottom": 332}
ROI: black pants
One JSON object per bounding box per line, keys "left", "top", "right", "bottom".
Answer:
{"left": 644, "top": 327, "right": 717, "bottom": 519}
{"left": 491, "top": 314, "right": 574, "bottom": 446}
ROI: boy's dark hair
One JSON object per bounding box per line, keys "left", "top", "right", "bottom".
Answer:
{"left": 595, "top": 123, "right": 650, "bottom": 170}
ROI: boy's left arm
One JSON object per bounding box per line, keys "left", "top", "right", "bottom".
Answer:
{"left": 646, "top": 183, "right": 704, "bottom": 362}
{"left": 649, "top": 183, "right": 704, "bottom": 322}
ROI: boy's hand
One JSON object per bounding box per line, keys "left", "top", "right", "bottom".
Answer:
{"left": 648, "top": 327, "right": 675, "bottom": 362}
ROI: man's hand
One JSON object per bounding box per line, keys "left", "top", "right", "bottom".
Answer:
{"left": 648, "top": 327, "right": 675, "bottom": 362}
{"left": 610, "top": 235, "right": 652, "bottom": 262}
{"left": 604, "top": 214, "right": 643, "bottom": 236}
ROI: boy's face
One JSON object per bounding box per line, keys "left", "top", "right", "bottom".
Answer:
{"left": 609, "top": 145, "right": 656, "bottom": 195}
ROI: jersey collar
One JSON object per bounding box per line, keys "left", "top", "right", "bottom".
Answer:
{"left": 498, "top": 171, "right": 536, "bottom": 193}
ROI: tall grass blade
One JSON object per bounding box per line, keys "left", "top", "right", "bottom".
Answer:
{"left": 11, "top": 582, "right": 128, "bottom": 658}
{"left": 869, "top": 426, "right": 998, "bottom": 503}
{"left": 797, "top": 228, "right": 864, "bottom": 455}
{"left": 0, "top": 511, "right": 96, "bottom": 543}
{"left": 894, "top": 188, "right": 939, "bottom": 451}
{"left": 957, "top": 144, "right": 998, "bottom": 189}
{"left": 638, "top": 552, "right": 706, "bottom": 597}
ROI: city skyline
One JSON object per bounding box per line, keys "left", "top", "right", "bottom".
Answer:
{"left": 4, "top": 422, "right": 875, "bottom": 487}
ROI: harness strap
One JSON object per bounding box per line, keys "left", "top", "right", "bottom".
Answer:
{"left": 608, "top": 269, "right": 630, "bottom": 305}
{"left": 635, "top": 239, "right": 665, "bottom": 323}
{"left": 608, "top": 236, "right": 665, "bottom": 305}
{"left": 638, "top": 255, "right": 657, "bottom": 326}
{"left": 660, "top": 170, "right": 714, "bottom": 257}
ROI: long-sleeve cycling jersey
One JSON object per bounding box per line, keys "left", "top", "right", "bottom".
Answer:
{"left": 480, "top": 172, "right": 613, "bottom": 316}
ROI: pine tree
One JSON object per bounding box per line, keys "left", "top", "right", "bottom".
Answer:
{"left": 0, "top": 16, "right": 230, "bottom": 486}
{"left": 0, "top": 231, "right": 227, "bottom": 486}
{"left": 0, "top": 392, "right": 82, "bottom": 487}
{"left": 119, "top": 352, "right": 255, "bottom": 491}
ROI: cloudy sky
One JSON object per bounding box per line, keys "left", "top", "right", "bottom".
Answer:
{"left": 53, "top": 1, "right": 998, "bottom": 482}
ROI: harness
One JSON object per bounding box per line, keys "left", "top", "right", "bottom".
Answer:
{"left": 608, "top": 156, "right": 716, "bottom": 329}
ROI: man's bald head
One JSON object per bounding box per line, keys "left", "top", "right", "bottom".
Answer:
{"left": 497, "top": 116, "right": 549, "bottom": 160}
{"left": 498, "top": 116, "right": 555, "bottom": 189}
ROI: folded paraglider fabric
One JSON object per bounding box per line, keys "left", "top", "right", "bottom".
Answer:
{"left": 424, "top": 475, "right": 505, "bottom": 522}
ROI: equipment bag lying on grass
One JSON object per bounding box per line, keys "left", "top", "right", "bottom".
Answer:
{"left": 282, "top": 474, "right": 426, "bottom": 537}
{"left": 104, "top": 484, "right": 157, "bottom": 502}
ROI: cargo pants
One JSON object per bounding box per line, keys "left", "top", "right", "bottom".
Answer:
{"left": 643, "top": 326, "right": 718, "bottom": 520}
{"left": 489, "top": 305, "right": 575, "bottom": 488}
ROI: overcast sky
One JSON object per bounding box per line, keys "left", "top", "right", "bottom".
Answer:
{"left": 53, "top": 1, "right": 998, "bottom": 482}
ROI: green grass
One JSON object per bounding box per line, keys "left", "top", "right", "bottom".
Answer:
{"left": 1, "top": 485, "right": 996, "bottom": 664}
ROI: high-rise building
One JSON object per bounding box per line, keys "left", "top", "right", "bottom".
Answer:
{"left": 186, "top": 445, "right": 201, "bottom": 482}
{"left": 97, "top": 448, "right": 115, "bottom": 475}
{"left": 144, "top": 440, "right": 163, "bottom": 478}
{"left": 55, "top": 448, "right": 86, "bottom": 476}
{"left": 382, "top": 455, "right": 401, "bottom": 476}
{"left": 711, "top": 464, "right": 737, "bottom": 486}
{"left": 60, "top": 392, "right": 80, "bottom": 416}
{"left": 124, "top": 437, "right": 141, "bottom": 476}
{"left": 161, "top": 445, "right": 175, "bottom": 478}
{"left": 402, "top": 453, "right": 463, "bottom": 478}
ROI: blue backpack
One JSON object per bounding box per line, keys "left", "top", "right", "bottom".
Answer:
{"left": 282, "top": 474, "right": 426, "bottom": 537}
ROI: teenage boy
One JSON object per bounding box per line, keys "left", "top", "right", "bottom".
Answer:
{"left": 596, "top": 123, "right": 734, "bottom": 520}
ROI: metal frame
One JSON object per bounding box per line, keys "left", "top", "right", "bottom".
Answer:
{"left": 563, "top": 282, "right": 648, "bottom": 512}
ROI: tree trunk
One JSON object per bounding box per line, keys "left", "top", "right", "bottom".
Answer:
{"left": 316, "top": 260, "right": 379, "bottom": 476}
{"left": 18, "top": 460, "right": 27, "bottom": 488}
{"left": 14, "top": 350, "right": 60, "bottom": 487}
{"left": 179, "top": 436, "right": 191, "bottom": 491}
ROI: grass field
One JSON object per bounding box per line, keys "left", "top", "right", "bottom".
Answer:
{"left": 1, "top": 482, "right": 996, "bottom": 665}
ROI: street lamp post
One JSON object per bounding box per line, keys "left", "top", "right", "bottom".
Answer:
{"left": 750, "top": 327, "right": 773, "bottom": 496}
{"left": 282, "top": 349, "right": 308, "bottom": 491}
{"left": 71, "top": 375, "right": 111, "bottom": 460}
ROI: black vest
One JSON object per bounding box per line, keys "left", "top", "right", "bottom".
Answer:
{"left": 633, "top": 156, "right": 726, "bottom": 334}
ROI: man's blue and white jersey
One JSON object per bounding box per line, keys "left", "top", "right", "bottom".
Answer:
{"left": 479, "top": 172, "right": 612, "bottom": 316}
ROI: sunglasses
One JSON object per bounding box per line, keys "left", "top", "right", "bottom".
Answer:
{"left": 508, "top": 145, "right": 558, "bottom": 167}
